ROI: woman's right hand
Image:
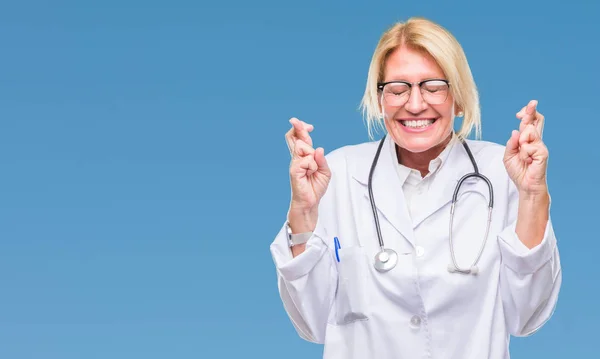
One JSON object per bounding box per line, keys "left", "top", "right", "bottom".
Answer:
{"left": 285, "top": 117, "right": 331, "bottom": 233}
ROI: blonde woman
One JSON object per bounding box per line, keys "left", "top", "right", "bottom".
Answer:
{"left": 270, "top": 17, "right": 561, "bottom": 359}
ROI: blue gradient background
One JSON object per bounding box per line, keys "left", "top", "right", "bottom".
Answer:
{"left": 0, "top": 1, "right": 597, "bottom": 358}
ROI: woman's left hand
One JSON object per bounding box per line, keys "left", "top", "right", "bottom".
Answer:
{"left": 503, "top": 100, "right": 549, "bottom": 196}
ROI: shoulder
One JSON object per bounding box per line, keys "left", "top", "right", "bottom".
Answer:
{"left": 463, "top": 138, "right": 512, "bottom": 185}
{"left": 463, "top": 138, "right": 506, "bottom": 161}
{"left": 323, "top": 139, "right": 381, "bottom": 173}
{"left": 321, "top": 136, "right": 510, "bottom": 177}
{"left": 463, "top": 138, "right": 509, "bottom": 173}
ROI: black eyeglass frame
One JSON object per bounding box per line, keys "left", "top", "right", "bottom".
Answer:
{"left": 376, "top": 78, "right": 451, "bottom": 92}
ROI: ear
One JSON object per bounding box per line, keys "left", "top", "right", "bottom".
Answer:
{"left": 454, "top": 105, "right": 464, "bottom": 117}
{"left": 377, "top": 92, "right": 386, "bottom": 119}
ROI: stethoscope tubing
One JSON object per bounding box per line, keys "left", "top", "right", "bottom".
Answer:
{"left": 369, "top": 135, "right": 494, "bottom": 275}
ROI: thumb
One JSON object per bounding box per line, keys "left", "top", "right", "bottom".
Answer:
{"left": 314, "top": 148, "right": 330, "bottom": 175}
{"left": 505, "top": 130, "right": 520, "bottom": 158}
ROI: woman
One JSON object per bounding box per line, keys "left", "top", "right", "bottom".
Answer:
{"left": 269, "top": 17, "right": 561, "bottom": 359}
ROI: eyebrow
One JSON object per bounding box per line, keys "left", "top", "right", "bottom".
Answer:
{"left": 380, "top": 77, "right": 448, "bottom": 85}
{"left": 383, "top": 76, "right": 447, "bottom": 82}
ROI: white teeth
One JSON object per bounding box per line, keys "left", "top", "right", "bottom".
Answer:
{"left": 401, "top": 119, "right": 435, "bottom": 128}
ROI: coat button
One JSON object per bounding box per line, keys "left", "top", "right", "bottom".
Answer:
{"left": 410, "top": 315, "right": 421, "bottom": 329}
{"left": 415, "top": 246, "right": 425, "bottom": 257}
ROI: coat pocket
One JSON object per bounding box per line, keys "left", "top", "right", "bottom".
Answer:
{"left": 334, "top": 246, "right": 371, "bottom": 325}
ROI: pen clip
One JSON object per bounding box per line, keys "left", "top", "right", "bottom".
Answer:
{"left": 334, "top": 237, "right": 341, "bottom": 262}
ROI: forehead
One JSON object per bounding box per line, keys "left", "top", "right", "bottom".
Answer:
{"left": 383, "top": 46, "right": 445, "bottom": 81}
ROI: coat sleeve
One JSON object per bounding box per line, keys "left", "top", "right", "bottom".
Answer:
{"left": 497, "top": 179, "right": 562, "bottom": 337}
{"left": 269, "top": 187, "right": 338, "bottom": 343}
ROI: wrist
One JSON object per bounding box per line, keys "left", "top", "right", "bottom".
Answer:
{"left": 288, "top": 205, "right": 318, "bottom": 233}
{"left": 518, "top": 187, "right": 550, "bottom": 204}
{"left": 517, "top": 188, "right": 550, "bottom": 225}
{"left": 516, "top": 188, "right": 550, "bottom": 249}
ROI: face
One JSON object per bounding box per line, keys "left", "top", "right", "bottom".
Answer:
{"left": 380, "top": 45, "right": 458, "bottom": 153}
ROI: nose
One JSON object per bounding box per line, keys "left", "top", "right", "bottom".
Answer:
{"left": 404, "top": 87, "right": 428, "bottom": 114}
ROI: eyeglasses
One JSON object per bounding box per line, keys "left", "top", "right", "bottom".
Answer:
{"left": 377, "top": 79, "right": 450, "bottom": 107}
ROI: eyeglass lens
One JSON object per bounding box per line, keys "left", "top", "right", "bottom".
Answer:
{"left": 382, "top": 80, "right": 449, "bottom": 106}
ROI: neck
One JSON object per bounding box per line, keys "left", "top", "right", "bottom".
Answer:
{"left": 396, "top": 133, "right": 453, "bottom": 177}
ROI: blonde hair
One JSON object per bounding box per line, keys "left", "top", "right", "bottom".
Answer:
{"left": 359, "top": 17, "right": 481, "bottom": 141}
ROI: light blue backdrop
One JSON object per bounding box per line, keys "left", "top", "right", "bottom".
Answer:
{"left": 0, "top": 0, "right": 597, "bottom": 358}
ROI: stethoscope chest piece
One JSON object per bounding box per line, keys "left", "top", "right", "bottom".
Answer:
{"left": 374, "top": 248, "right": 398, "bottom": 272}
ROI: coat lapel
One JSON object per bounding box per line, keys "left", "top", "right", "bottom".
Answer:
{"left": 349, "top": 136, "right": 492, "bottom": 247}
{"left": 411, "top": 139, "right": 491, "bottom": 228}
{"left": 350, "top": 135, "right": 416, "bottom": 247}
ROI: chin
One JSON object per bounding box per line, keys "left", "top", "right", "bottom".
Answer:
{"left": 395, "top": 137, "right": 439, "bottom": 153}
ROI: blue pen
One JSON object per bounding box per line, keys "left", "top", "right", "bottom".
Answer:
{"left": 334, "top": 237, "right": 341, "bottom": 262}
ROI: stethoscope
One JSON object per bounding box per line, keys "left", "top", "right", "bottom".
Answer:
{"left": 369, "top": 135, "right": 494, "bottom": 275}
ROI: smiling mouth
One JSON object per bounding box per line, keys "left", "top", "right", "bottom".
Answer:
{"left": 399, "top": 118, "right": 437, "bottom": 129}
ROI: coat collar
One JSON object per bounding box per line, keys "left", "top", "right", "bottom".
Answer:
{"left": 350, "top": 134, "right": 487, "bottom": 247}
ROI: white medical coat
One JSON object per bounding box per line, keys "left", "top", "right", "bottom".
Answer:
{"left": 270, "top": 135, "right": 562, "bottom": 359}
